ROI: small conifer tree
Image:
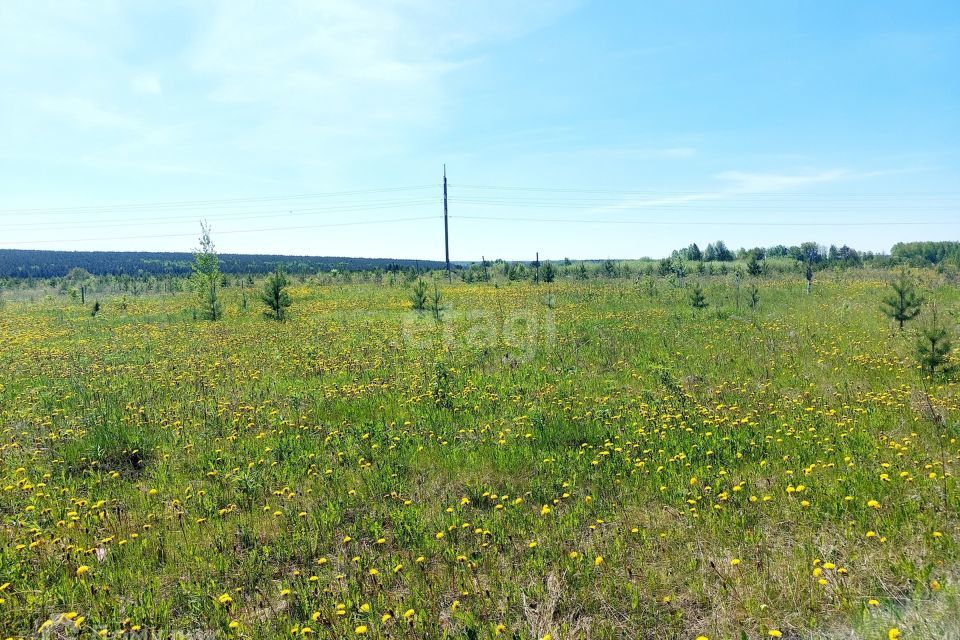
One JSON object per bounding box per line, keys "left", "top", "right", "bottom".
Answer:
{"left": 192, "top": 222, "right": 222, "bottom": 321}
{"left": 410, "top": 279, "right": 428, "bottom": 310}
{"left": 881, "top": 269, "right": 923, "bottom": 330}
{"left": 689, "top": 283, "right": 708, "bottom": 310}
{"left": 541, "top": 261, "right": 556, "bottom": 283}
{"left": 260, "top": 268, "right": 292, "bottom": 321}
{"left": 429, "top": 284, "right": 444, "bottom": 322}
{"left": 916, "top": 305, "right": 954, "bottom": 377}
{"left": 747, "top": 283, "right": 760, "bottom": 311}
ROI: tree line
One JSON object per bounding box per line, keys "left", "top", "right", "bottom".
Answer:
{"left": 672, "top": 240, "right": 876, "bottom": 267}
{"left": 0, "top": 249, "right": 447, "bottom": 278}
{"left": 891, "top": 241, "right": 960, "bottom": 267}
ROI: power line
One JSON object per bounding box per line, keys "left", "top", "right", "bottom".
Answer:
{"left": 450, "top": 197, "right": 958, "bottom": 211}
{"left": 2, "top": 180, "right": 958, "bottom": 248}
{"left": 0, "top": 185, "right": 437, "bottom": 215}
{"left": 456, "top": 215, "right": 955, "bottom": 227}
{"left": 452, "top": 183, "right": 960, "bottom": 197}
{"left": 0, "top": 198, "right": 437, "bottom": 231}
{"left": 3, "top": 216, "right": 439, "bottom": 247}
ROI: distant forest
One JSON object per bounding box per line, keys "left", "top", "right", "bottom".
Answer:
{"left": 891, "top": 241, "right": 960, "bottom": 268}
{"left": 0, "top": 249, "right": 449, "bottom": 278}
{"left": 1, "top": 241, "right": 958, "bottom": 280}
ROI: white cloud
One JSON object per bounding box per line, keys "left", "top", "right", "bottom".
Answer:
{"left": 660, "top": 147, "right": 698, "bottom": 158}
{"left": 715, "top": 169, "right": 852, "bottom": 192}
{"left": 132, "top": 74, "right": 162, "bottom": 95}
{"left": 187, "top": 1, "right": 576, "bottom": 148}
{"left": 36, "top": 96, "right": 141, "bottom": 132}
{"left": 0, "top": 1, "right": 579, "bottom": 192}
{"left": 590, "top": 167, "right": 894, "bottom": 214}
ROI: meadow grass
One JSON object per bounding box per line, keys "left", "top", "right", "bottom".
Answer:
{"left": 0, "top": 271, "right": 958, "bottom": 639}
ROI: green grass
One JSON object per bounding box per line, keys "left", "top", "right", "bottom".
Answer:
{"left": 0, "top": 270, "right": 958, "bottom": 639}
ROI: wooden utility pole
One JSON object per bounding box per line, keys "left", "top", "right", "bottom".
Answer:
{"left": 535, "top": 252, "right": 540, "bottom": 283}
{"left": 443, "top": 165, "right": 451, "bottom": 282}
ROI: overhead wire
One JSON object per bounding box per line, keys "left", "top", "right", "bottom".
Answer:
{"left": 2, "top": 181, "right": 957, "bottom": 247}
{"left": 1, "top": 216, "right": 440, "bottom": 246}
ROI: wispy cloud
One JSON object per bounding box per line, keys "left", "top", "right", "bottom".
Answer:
{"left": 660, "top": 147, "right": 698, "bottom": 158}
{"left": 187, "top": 1, "right": 577, "bottom": 152}
{"left": 590, "top": 167, "right": 917, "bottom": 214}
{"left": 131, "top": 74, "right": 162, "bottom": 95}
{"left": 36, "top": 96, "right": 142, "bottom": 132}
{"left": 1, "top": 1, "right": 579, "bottom": 186}
{"left": 715, "top": 169, "right": 852, "bottom": 193}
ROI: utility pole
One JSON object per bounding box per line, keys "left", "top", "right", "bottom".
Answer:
{"left": 443, "top": 165, "right": 451, "bottom": 283}
{"left": 535, "top": 252, "right": 540, "bottom": 283}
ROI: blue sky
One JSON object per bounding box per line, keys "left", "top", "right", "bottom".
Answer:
{"left": 1, "top": 1, "right": 958, "bottom": 260}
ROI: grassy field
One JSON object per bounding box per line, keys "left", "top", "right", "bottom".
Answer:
{"left": 1, "top": 271, "right": 958, "bottom": 639}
